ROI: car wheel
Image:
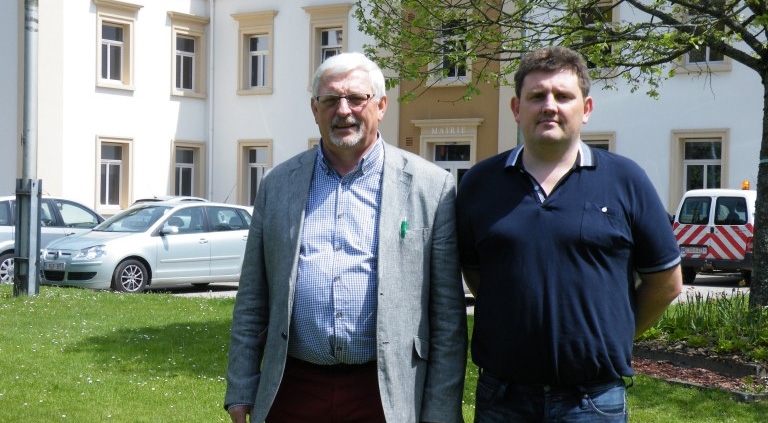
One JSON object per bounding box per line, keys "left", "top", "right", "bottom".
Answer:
{"left": 682, "top": 267, "right": 697, "bottom": 284}
{"left": 0, "top": 252, "right": 14, "bottom": 285}
{"left": 112, "top": 259, "right": 149, "bottom": 293}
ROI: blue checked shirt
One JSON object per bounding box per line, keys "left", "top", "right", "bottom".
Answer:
{"left": 288, "top": 138, "right": 383, "bottom": 365}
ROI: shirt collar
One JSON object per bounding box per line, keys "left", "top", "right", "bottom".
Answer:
{"left": 317, "top": 134, "right": 384, "bottom": 177}
{"left": 504, "top": 140, "right": 595, "bottom": 169}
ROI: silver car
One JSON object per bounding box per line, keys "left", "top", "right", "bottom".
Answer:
{"left": 0, "top": 196, "right": 104, "bottom": 284}
{"left": 40, "top": 202, "right": 252, "bottom": 293}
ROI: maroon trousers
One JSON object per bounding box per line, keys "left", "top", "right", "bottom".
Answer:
{"left": 265, "top": 356, "right": 387, "bottom": 423}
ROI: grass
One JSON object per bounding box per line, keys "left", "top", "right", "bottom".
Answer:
{"left": 1, "top": 285, "right": 767, "bottom": 422}
{"left": 0, "top": 285, "right": 233, "bottom": 422}
{"left": 638, "top": 290, "right": 768, "bottom": 363}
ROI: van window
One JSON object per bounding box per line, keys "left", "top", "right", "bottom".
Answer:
{"left": 679, "top": 196, "right": 711, "bottom": 225}
{"left": 714, "top": 197, "right": 747, "bottom": 225}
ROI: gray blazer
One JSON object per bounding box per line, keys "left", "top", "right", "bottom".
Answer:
{"left": 225, "top": 140, "right": 467, "bottom": 423}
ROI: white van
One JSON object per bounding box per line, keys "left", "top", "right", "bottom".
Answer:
{"left": 672, "top": 188, "right": 755, "bottom": 284}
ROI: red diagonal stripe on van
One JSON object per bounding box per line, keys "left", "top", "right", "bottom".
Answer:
{"left": 674, "top": 224, "right": 708, "bottom": 246}
{"left": 708, "top": 226, "right": 747, "bottom": 260}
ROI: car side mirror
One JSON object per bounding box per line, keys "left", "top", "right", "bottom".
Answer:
{"left": 161, "top": 226, "right": 179, "bottom": 236}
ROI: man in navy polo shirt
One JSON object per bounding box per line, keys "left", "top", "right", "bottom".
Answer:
{"left": 456, "top": 46, "right": 682, "bottom": 423}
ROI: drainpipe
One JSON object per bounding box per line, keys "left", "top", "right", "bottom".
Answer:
{"left": 206, "top": 0, "right": 215, "bottom": 201}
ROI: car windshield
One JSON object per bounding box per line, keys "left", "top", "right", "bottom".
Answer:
{"left": 94, "top": 205, "right": 173, "bottom": 233}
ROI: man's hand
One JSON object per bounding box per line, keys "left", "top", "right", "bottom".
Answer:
{"left": 228, "top": 405, "right": 253, "bottom": 423}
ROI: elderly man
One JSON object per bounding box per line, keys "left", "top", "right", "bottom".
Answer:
{"left": 225, "top": 52, "right": 467, "bottom": 423}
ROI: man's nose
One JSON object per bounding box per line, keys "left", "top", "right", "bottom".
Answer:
{"left": 335, "top": 97, "right": 353, "bottom": 114}
{"left": 541, "top": 94, "right": 558, "bottom": 112}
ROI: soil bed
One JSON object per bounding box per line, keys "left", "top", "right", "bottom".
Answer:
{"left": 632, "top": 345, "right": 768, "bottom": 402}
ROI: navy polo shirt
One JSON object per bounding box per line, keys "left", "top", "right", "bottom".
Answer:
{"left": 456, "top": 142, "right": 680, "bottom": 386}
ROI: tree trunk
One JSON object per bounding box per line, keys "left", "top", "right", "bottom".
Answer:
{"left": 749, "top": 72, "right": 768, "bottom": 309}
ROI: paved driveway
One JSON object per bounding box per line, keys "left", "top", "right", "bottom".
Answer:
{"left": 163, "top": 273, "right": 750, "bottom": 310}
{"left": 676, "top": 273, "right": 749, "bottom": 303}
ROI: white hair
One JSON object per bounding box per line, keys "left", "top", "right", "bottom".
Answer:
{"left": 311, "top": 52, "right": 386, "bottom": 99}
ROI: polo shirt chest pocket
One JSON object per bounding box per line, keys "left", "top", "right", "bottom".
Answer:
{"left": 580, "top": 202, "right": 631, "bottom": 249}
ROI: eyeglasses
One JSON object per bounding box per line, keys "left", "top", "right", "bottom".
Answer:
{"left": 315, "top": 93, "right": 374, "bottom": 109}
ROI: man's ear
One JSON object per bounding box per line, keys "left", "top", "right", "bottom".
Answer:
{"left": 510, "top": 97, "right": 520, "bottom": 122}
{"left": 377, "top": 95, "right": 388, "bottom": 121}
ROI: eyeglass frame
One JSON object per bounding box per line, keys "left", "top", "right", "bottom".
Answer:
{"left": 314, "top": 93, "right": 376, "bottom": 109}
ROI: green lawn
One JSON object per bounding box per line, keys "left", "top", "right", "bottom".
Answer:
{"left": 1, "top": 285, "right": 767, "bottom": 422}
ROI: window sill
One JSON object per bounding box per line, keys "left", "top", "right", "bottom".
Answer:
{"left": 172, "top": 89, "right": 206, "bottom": 99}
{"left": 237, "top": 87, "right": 273, "bottom": 96}
{"left": 675, "top": 61, "right": 732, "bottom": 74}
{"left": 428, "top": 77, "right": 471, "bottom": 88}
{"left": 96, "top": 80, "right": 135, "bottom": 91}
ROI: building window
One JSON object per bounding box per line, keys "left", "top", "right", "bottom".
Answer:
{"left": 169, "top": 11, "right": 209, "bottom": 98}
{"left": 94, "top": 0, "right": 142, "bottom": 90}
{"left": 175, "top": 148, "right": 194, "bottom": 196}
{"left": 233, "top": 11, "right": 276, "bottom": 95}
{"left": 321, "top": 28, "right": 343, "bottom": 61}
{"left": 171, "top": 142, "right": 206, "bottom": 198}
{"left": 101, "top": 24, "right": 124, "bottom": 81}
{"left": 577, "top": 1, "right": 615, "bottom": 69}
{"left": 428, "top": 18, "right": 471, "bottom": 86}
{"left": 676, "top": 5, "right": 731, "bottom": 73}
{"left": 238, "top": 140, "right": 272, "bottom": 206}
{"left": 176, "top": 36, "right": 195, "bottom": 91}
{"left": 412, "top": 118, "right": 483, "bottom": 186}
{"left": 101, "top": 144, "right": 123, "bottom": 206}
{"left": 439, "top": 20, "right": 468, "bottom": 79}
{"left": 669, "top": 130, "right": 729, "bottom": 209}
{"left": 683, "top": 139, "right": 722, "bottom": 191}
{"left": 433, "top": 144, "right": 471, "bottom": 186}
{"left": 249, "top": 35, "right": 269, "bottom": 88}
{"left": 248, "top": 148, "right": 268, "bottom": 205}
{"left": 97, "top": 136, "right": 132, "bottom": 212}
{"left": 582, "top": 132, "right": 616, "bottom": 152}
{"left": 688, "top": 44, "right": 725, "bottom": 64}
{"left": 303, "top": 4, "right": 352, "bottom": 87}
{"left": 586, "top": 141, "right": 609, "bottom": 151}
{"left": 686, "top": 3, "right": 725, "bottom": 65}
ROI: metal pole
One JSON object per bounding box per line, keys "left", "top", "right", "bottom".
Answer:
{"left": 15, "top": 0, "right": 41, "bottom": 296}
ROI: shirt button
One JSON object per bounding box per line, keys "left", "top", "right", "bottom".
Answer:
{"left": 336, "top": 312, "right": 343, "bottom": 318}
{"left": 335, "top": 244, "right": 342, "bottom": 251}
{"left": 334, "top": 276, "right": 340, "bottom": 283}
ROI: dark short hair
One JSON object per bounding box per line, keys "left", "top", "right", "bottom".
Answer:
{"left": 514, "top": 46, "right": 591, "bottom": 99}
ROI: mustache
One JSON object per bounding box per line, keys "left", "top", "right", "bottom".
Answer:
{"left": 332, "top": 116, "right": 360, "bottom": 128}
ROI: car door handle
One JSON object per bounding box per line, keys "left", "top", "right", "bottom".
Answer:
{"left": 242, "top": 236, "right": 248, "bottom": 241}
{"left": 199, "top": 239, "right": 209, "bottom": 244}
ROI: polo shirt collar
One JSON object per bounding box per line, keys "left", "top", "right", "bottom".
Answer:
{"left": 505, "top": 140, "right": 595, "bottom": 169}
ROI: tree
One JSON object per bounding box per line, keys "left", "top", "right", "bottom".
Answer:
{"left": 354, "top": 0, "right": 768, "bottom": 308}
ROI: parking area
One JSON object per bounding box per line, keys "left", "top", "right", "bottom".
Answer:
{"left": 676, "top": 273, "right": 749, "bottom": 303}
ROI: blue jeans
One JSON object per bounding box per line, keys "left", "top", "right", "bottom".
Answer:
{"left": 475, "top": 370, "right": 629, "bottom": 423}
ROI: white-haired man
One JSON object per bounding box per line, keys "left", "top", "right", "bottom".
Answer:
{"left": 225, "top": 52, "right": 468, "bottom": 423}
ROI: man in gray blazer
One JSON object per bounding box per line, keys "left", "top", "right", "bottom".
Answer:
{"left": 225, "top": 52, "right": 467, "bottom": 423}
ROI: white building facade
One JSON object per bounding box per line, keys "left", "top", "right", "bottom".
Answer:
{"left": 0, "top": 0, "right": 762, "bottom": 214}
{"left": 0, "top": 0, "right": 399, "bottom": 215}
